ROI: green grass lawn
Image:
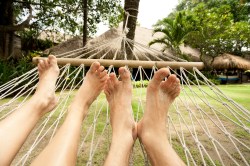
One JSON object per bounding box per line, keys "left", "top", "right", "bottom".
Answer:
{"left": 216, "top": 84, "right": 250, "bottom": 109}
{"left": 1, "top": 84, "right": 250, "bottom": 165}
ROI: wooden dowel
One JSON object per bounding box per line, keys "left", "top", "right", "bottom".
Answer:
{"left": 33, "top": 57, "right": 205, "bottom": 70}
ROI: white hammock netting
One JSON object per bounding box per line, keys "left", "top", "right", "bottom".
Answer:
{"left": 0, "top": 35, "right": 249, "bottom": 166}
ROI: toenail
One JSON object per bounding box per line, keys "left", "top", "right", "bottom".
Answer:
{"left": 122, "top": 68, "right": 126, "bottom": 74}
{"left": 160, "top": 74, "right": 170, "bottom": 80}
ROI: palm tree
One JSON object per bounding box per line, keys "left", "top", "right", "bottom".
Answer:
{"left": 122, "top": 0, "right": 140, "bottom": 60}
{"left": 149, "top": 12, "right": 197, "bottom": 58}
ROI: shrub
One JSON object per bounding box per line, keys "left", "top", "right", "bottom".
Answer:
{"left": 132, "top": 80, "right": 149, "bottom": 88}
{"left": 0, "top": 55, "right": 34, "bottom": 85}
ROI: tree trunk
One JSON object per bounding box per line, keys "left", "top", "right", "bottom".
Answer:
{"left": 122, "top": 0, "right": 140, "bottom": 60}
{"left": 82, "top": 0, "right": 88, "bottom": 47}
{"left": 0, "top": 0, "right": 14, "bottom": 59}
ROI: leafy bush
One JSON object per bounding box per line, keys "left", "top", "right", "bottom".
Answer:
{"left": 0, "top": 55, "right": 34, "bottom": 85}
{"left": 133, "top": 80, "right": 149, "bottom": 88}
{"left": 200, "top": 70, "right": 220, "bottom": 85}
{"left": 21, "top": 29, "right": 53, "bottom": 52}
{"left": 208, "top": 78, "right": 220, "bottom": 85}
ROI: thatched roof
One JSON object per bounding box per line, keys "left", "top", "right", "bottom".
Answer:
{"left": 43, "top": 26, "right": 250, "bottom": 70}
{"left": 86, "top": 24, "right": 163, "bottom": 50}
{"left": 212, "top": 53, "right": 250, "bottom": 70}
{"left": 83, "top": 25, "right": 173, "bottom": 61}
{"left": 87, "top": 24, "right": 200, "bottom": 61}
{"left": 39, "top": 30, "right": 73, "bottom": 43}
{"left": 44, "top": 24, "right": 199, "bottom": 62}
{"left": 44, "top": 36, "right": 83, "bottom": 55}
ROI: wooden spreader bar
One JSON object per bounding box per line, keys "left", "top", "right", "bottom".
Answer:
{"left": 33, "top": 57, "right": 205, "bottom": 70}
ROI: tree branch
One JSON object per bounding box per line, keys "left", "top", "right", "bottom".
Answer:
{"left": 0, "top": 3, "right": 32, "bottom": 32}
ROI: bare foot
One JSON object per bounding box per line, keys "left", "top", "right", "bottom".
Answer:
{"left": 71, "top": 62, "right": 108, "bottom": 111}
{"left": 137, "top": 68, "right": 183, "bottom": 165}
{"left": 31, "top": 63, "right": 108, "bottom": 166}
{"left": 33, "top": 55, "right": 59, "bottom": 115}
{"left": 103, "top": 67, "right": 137, "bottom": 166}
{"left": 104, "top": 67, "right": 137, "bottom": 140}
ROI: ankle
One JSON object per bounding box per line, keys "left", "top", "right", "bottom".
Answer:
{"left": 111, "top": 133, "right": 135, "bottom": 149}
{"left": 138, "top": 120, "right": 168, "bottom": 143}
{"left": 31, "top": 94, "right": 57, "bottom": 115}
{"left": 111, "top": 119, "right": 136, "bottom": 134}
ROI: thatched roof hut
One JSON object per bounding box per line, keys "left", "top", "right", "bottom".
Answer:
{"left": 44, "top": 36, "right": 83, "bottom": 55}
{"left": 43, "top": 26, "right": 249, "bottom": 71}
{"left": 212, "top": 53, "right": 250, "bottom": 71}
{"left": 86, "top": 25, "right": 163, "bottom": 50}
{"left": 44, "top": 24, "right": 199, "bottom": 62}
{"left": 83, "top": 25, "right": 172, "bottom": 61}
{"left": 86, "top": 25, "right": 200, "bottom": 61}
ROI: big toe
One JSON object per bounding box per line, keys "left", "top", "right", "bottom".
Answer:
{"left": 90, "top": 62, "right": 100, "bottom": 73}
{"left": 119, "top": 67, "right": 131, "bottom": 84}
{"left": 48, "top": 55, "right": 57, "bottom": 65}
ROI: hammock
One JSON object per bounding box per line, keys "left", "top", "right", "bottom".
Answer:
{"left": 0, "top": 32, "right": 249, "bottom": 166}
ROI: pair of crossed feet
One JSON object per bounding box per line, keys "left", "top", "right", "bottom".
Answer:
{"left": 36, "top": 55, "right": 181, "bottom": 162}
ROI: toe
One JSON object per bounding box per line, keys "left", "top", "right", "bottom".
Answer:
{"left": 149, "top": 68, "right": 170, "bottom": 89}
{"left": 100, "top": 74, "right": 108, "bottom": 82}
{"left": 39, "top": 60, "right": 46, "bottom": 69}
{"left": 90, "top": 62, "right": 100, "bottom": 73}
{"left": 173, "top": 86, "right": 181, "bottom": 98}
{"left": 167, "top": 75, "right": 177, "bottom": 86}
{"left": 38, "top": 64, "right": 43, "bottom": 73}
{"left": 44, "top": 59, "right": 49, "bottom": 68}
{"left": 110, "top": 73, "right": 118, "bottom": 85}
{"left": 161, "top": 75, "right": 180, "bottom": 95}
{"left": 99, "top": 69, "right": 107, "bottom": 78}
{"left": 161, "top": 75, "right": 177, "bottom": 88}
{"left": 98, "top": 66, "right": 105, "bottom": 73}
{"left": 48, "top": 55, "right": 57, "bottom": 65}
{"left": 119, "top": 67, "right": 131, "bottom": 84}
{"left": 107, "top": 77, "right": 115, "bottom": 92}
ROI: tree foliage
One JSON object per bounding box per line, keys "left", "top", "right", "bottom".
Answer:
{"left": 0, "top": 0, "right": 123, "bottom": 59}
{"left": 149, "top": 12, "right": 198, "bottom": 58}
{"left": 176, "top": 0, "right": 250, "bottom": 22}
{"left": 13, "top": 0, "right": 123, "bottom": 35}
{"left": 184, "top": 2, "right": 250, "bottom": 60}
{"left": 157, "top": 0, "right": 250, "bottom": 65}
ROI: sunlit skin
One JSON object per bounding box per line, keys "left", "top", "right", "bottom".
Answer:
{"left": 0, "top": 55, "right": 59, "bottom": 166}
{"left": 32, "top": 61, "right": 108, "bottom": 165}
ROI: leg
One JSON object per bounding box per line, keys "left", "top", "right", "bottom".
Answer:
{"left": 0, "top": 55, "right": 59, "bottom": 165}
{"left": 31, "top": 62, "right": 108, "bottom": 166}
{"left": 104, "top": 67, "right": 137, "bottom": 166}
{"left": 137, "top": 68, "right": 185, "bottom": 166}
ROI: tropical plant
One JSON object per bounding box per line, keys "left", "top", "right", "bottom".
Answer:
{"left": 149, "top": 12, "right": 198, "bottom": 58}
{"left": 123, "top": 0, "right": 140, "bottom": 60}
{"left": 167, "top": 0, "right": 250, "bottom": 68}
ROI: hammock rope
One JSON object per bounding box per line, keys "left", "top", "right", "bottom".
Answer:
{"left": 0, "top": 30, "right": 249, "bottom": 166}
